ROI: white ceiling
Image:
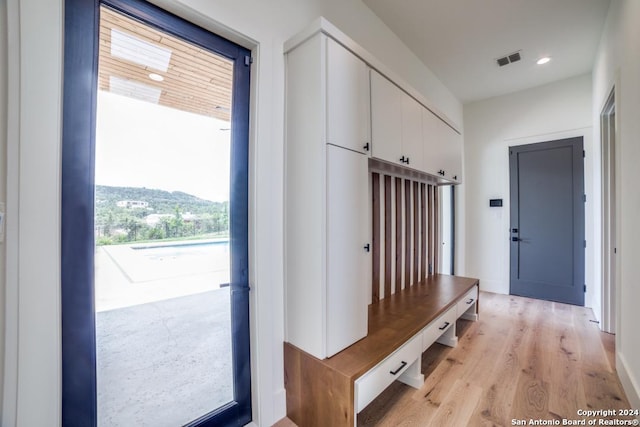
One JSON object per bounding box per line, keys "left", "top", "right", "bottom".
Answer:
{"left": 362, "top": 0, "right": 611, "bottom": 104}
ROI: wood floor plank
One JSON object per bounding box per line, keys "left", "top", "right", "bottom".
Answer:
{"left": 429, "top": 379, "right": 483, "bottom": 427}
{"left": 470, "top": 310, "right": 529, "bottom": 424}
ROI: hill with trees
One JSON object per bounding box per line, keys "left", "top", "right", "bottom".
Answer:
{"left": 95, "top": 185, "right": 229, "bottom": 245}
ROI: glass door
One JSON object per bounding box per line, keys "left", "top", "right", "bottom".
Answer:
{"left": 61, "top": 1, "right": 251, "bottom": 426}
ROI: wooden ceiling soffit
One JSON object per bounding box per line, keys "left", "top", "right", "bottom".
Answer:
{"left": 98, "top": 6, "right": 233, "bottom": 122}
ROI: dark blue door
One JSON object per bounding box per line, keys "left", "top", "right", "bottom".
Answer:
{"left": 509, "top": 137, "right": 585, "bottom": 306}
{"left": 61, "top": 0, "right": 252, "bottom": 425}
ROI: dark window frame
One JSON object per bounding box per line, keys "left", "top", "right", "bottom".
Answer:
{"left": 61, "top": 0, "right": 252, "bottom": 425}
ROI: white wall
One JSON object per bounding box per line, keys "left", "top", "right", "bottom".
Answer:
{"left": 2, "top": 0, "right": 461, "bottom": 425}
{"left": 462, "top": 74, "right": 595, "bottom": 307}
{"left": 0, "top": 0, "right": 8, "bottom": 417}
{"left": 592, "top": 0, "right": 640, "bottom": 410}
{"left": 2, "top": 0, "right": 63, "bottom": 425}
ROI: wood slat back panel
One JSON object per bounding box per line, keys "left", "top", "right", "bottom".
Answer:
{"left": 404, "top": 180, "right": 412, "bottom": 289}
{"left": 420, "top": 183, "right": 427, "bottom": 281}
{"left": 427, "top": 185, "right": 434, "bottom": 273}
{"left": 434, "top": 186, "right": 440, "bottom": 274}
{"left": 371, "top": 173, "right": 442, "bottom": 300}
{"left": 412, "top": 181, "right": 420, "bottom": 284}
{"left": 384, "top": 176, "right": 392, "bottom": 299}
{"left": 371, "top": 173, "right": 380, "bottom": 303}
{"left": 395, "top": 177, "right": 403, "bottom": 293}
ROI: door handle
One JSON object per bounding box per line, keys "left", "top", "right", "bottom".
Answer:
{"left": 511, "top": 237, "right": 519, "bottom": 242}
{"left": 511, "top": 228, "right": 519, "bottom": 233}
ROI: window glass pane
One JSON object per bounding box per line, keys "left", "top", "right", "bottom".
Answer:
{"left": 95, "top": 6, "right": 235, "bottom": 425}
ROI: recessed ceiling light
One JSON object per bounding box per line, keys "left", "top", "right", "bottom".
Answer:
{"left": 536, "top": 57, "right": 551, "bottom": 65}
{"left": 148, "top": 73, "right": 164, "bottom": 82}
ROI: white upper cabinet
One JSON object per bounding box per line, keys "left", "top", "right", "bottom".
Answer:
{"left": 421, "top": 102, "right": 462, "bottom": 183}
{"left": 401, "top": 93, "right": 424, "bottom": 170}
{"left": 438, "top": 119, "right": 463, "bottom": 182}
{"left": 371, "top": 70, "right": 403, "bottom": 164}
{"left": 421, "top": 106, "right": 441, "bottom": 176}
{"left": 326, "top": 38, "right": 371, "bottom": 155}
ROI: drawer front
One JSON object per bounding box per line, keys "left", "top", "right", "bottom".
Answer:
{"left": 355, "top": 334, "right": 421, "bottom": 412}
{"left": 422, "top": 306, "right": 456, "bottom": 351}
{"left": 457, "top": 286, "right": 478, "bottom": 318}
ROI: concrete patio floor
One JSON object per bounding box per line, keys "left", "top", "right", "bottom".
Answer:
{"left": 95, "top": 243, "right": 233, "bottom": 426}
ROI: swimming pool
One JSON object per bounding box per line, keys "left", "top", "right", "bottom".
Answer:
{"left": 132, "top": 240, "right": 229, "bottom": 261}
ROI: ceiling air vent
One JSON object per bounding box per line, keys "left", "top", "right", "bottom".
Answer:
{"left": 496, "top": 50, "right": 522, "bottom": 67}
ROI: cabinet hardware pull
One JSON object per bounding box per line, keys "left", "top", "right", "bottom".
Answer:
{"left": 438, "top": 321, "right": 450, "bottom": 330}
{"left": 453, "top": 175, "right": 457, "bottom": 180}
{"left": 364, "top": 243, "right": 370, "bottom": 252}
{"left": 438, "top": 170, "right": 445, "bottom": 176}
{"left": 466, "top": 298, "right": 474, "bottom": 304}
{"left": 406, "top": 157, "right": 410, "bottom": 164}
{"left": 511, "top": 228, "right": 518, "bottom": 233}
{"left": 511, "top": 237, "right": 519, "bottom": 242}
{"left": 363, "top": 142, "right": 370, "bottom": 151}
{"left": 389, "top": 361, "right": 407, "bottom": 375}
{"left": 400, "top": 156, "right": 406, "bottom": 163}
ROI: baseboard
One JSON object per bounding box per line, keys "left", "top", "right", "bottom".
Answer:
{"left": 478, "top": 279, "right": 508, "bottom": 295}
{"left": 616, "top": 351, "right": 640, "bottom": 413}
{"left": 273, "top": 387, "right": 287, "bottom": 422}
{"left": 250, "top": 387, "right": 287, "bottom": 427}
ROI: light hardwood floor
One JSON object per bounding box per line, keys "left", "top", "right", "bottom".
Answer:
{"left": 275, "top": 292, "right": 634, "bottom": 426}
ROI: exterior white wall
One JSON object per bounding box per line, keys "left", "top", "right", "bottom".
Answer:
{"left": 1, "top": 0, "right": 461, "bottom": 426}
{"left": 592, "top": 0, "right": 640, "bottom": 410}
{"left": 462, "top": 74, "right": 595, "bottom": 307}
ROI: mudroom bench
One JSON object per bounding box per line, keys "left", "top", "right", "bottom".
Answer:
{"left": 284, "top": 274, "right": 480, "bottom": 426}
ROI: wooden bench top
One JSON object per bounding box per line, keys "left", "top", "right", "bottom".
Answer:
{"left": 315, "top": 274, "right": 479, "bottom": 380}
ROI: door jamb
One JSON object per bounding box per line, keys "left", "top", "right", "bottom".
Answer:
{"left": 600, "top": 87, "right": 617, "bottom": 334}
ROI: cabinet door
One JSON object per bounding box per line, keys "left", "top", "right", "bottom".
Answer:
{"left": 326, "top": 145, "right": 369, "bottom": 357}
{"left": 326, "top": 38, "right": 371, "bottom": 155}
{"left": 438, "top": 120, "right": 463, "bottom": 182}
{"left": 422, "top": 107, "right": 443, "bottom": 176}
{"left": 371, "top": 70, "right": 403, "bottom": 165}
{"left": 401, "top": 93, "right": 424, "bottom": 170}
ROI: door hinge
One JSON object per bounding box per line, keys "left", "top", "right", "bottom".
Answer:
{"left": 244, "top": 55, "right": 253, "bottom": 66}
{"left": 584, "top": 285, "right": 586, "bottom": 293}
{"left": 583, "top": 150, "right": 586, "bottom": 158}
{"left": 584, "top": 240, "right": 587, "bottom": 248}
{"left": 583, "top": 194, "right": 587, "bottom": 202}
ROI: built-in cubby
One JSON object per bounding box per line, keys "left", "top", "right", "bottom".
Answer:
{"left": 283, "top": 17, "right": 478, "bottom": 425}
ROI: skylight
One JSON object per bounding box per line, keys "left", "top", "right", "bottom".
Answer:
{"left": 110, "top": 28, "right": 172, "bottom": 72}
{"left": 109, "top": 76, "right": 162, "bottom": 104}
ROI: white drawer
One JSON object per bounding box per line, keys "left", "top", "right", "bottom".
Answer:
{"left": 422, "top": 306, "right": 457, "bottom": 351}
{"left": 457, "top": 286, "right": 478, "bottom": 318}
{"left": 355, "top": 334, "right": 422, "bottom": 412}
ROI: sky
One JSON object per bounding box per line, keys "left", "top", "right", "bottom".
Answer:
{"left": 95, "top": 91, "right": 231, "bottom": 202}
